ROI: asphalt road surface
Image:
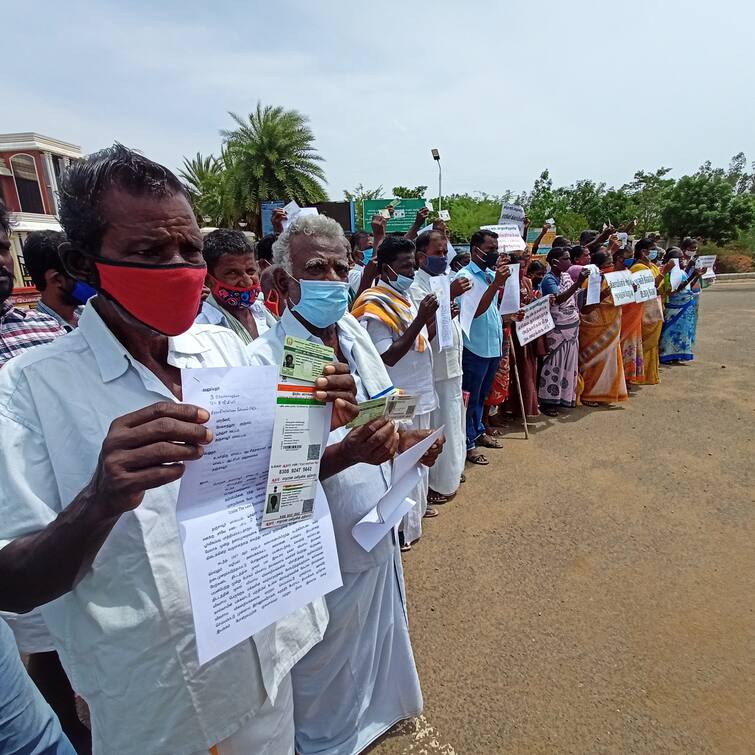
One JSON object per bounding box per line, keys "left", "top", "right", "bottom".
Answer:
{"left": 371, "top": 280, "right": 754, "bottom": 755}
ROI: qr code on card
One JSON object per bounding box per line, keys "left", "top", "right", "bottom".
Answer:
{"left": 307, "top": 443, "right": 321, "bottom": 461}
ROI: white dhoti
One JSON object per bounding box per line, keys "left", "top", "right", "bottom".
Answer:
{"left": 292, "top": 548, "right": 422, "bottom": 755}
{"left": 400, "top": 412, "right": 431, "bottom": 544}
{"left": 206, "top": 674, "right": 294, "bottom": 755}
{"left": 428, "top": 375, "right": 465, "bottom": 497}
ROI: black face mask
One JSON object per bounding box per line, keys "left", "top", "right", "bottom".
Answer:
{"left": 483, "top": 251, "right": 500, "bottom": 269}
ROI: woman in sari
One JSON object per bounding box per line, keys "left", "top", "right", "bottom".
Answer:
{"left": 538, "top": 248, "right": 590, "bottom": 416}
{"left": 659, "top": 247, "right": 707, "bottom": 364}
{"left": 578, "top": 251, "right": 628, "bottom": 406}
{"left": 630, "top": 238, "right": 674, "bottom": 384}
{"left": 614, "top": 246, "right": 645, "bottom": 385}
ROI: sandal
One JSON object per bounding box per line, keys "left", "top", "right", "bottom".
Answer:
{"left": 400, "top": 542, "right": 412, "bottom": 552}
{"left": 582, "top": 400, "right": 600, "bottom": 407}
{"left": 466, "top": 453, "right": 489, "bottom": 465}
{"left": 460, "top": 473, "right": 466, "bottom": 483}
{"left": 484, "top": 427, "right": 505, "bottom": 437}
{"left": 477, "top": 434, "right": 503, "bottom": 449}
{"left": 428, "top": 490, "right": 449, "bottom": 505}
{"left": 542, "top": 407, "right": 559, "bottom": 417}
{"left": 423, "top": 507, "right": 439, "bottom": 518}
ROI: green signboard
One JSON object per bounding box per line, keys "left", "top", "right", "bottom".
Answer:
{"left": 362, "top": 198, "right": 427, "bottom": 234}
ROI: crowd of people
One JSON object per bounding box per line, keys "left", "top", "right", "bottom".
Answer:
{"left": 0, "top": 144, "right": 712, "bottom": 755}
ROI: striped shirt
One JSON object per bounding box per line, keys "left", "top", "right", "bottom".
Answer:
{"left": 0, "top": 303, "right": 66, "bottom": 366}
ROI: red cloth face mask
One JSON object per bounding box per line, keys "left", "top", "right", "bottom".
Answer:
{"left": 94, "top": 258, "right": 207, "bottom": 336}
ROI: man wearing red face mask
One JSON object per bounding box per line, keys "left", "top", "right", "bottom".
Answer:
{"left": 0, "top": 144, "right": 358, "bottom": 755}
{"left": 196, "top": 228, "right": 275, "bottom": 344}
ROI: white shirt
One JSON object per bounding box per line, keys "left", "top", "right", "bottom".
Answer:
{"left": 359, "top": 284, "right": 437, "bottom": 416}
{"left": 0, "top": 302, "right": 327, "bottom": 755}
{"left": 195, "top": 296, "right": 274, "bottom": 336}
{"left": 247, "top": 309, "right": 395, "bottom": 573}
{"left": 409, "top": 268, "right": 463, "bottom": 382}
{"left": 348, "top": 265, "right": 364, "bottom": 294}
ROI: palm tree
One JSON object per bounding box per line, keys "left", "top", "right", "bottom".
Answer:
{"left": 179, "top": 152, "right": 228, "bottom": 226}
{"left": 221, "top": 102, "right": 328, "bottom": 230}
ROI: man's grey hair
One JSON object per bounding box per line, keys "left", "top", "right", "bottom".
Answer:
{"left": 272, "top": 213, "right": 346, "bottom": 273}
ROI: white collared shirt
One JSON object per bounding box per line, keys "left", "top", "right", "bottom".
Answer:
{"left": 409, "top": 268, "right": 463, "bottom": 382}
{"left": 247, "top": 309, "right": 396, "bottom": 572}
{"left": 195, "top": 296, "right": 274, "bottom": 336}
{"left": 0, "top": 302, "right": 327, "bottom": 755}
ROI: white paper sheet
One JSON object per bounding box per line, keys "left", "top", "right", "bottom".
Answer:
{"left": 515, "top": 296, "right": 554, "bottom": 346}
{"left": 586, "top": 266, "right": 602, "bottom": 305}
{"left": 459, "top": 274, "right": 486, "bottom": 337}
{"left": 499, "top": 263, "right": 521, "bottom": 315}
{"left": 669, "top": 259, "right": 684, "bottom": 290}
{"left": 280, "top": 200, "right": 301, "bottom": 231}
{"left": 632, "top": 269, "right": 657, "bottom": 303}
{"left": 429, "top": 274, "right": 453, "bottom": 351}
{"left": 603, "top": 270, "right": 635, "bottom": 306}
{"left": 352, "top": 426, "right": 445, "bottom": 552}
{"left": 177, "top": 366, "right": 342, "bottom": 665}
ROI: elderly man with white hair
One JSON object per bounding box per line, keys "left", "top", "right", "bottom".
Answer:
{"left": 247, "top": 213, "right": 444, "bottom": 755}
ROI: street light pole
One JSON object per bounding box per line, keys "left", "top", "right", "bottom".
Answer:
{"left": 431, "top": 148, "right": 442, "bottom": 213}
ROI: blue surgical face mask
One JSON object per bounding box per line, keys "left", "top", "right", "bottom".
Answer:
{"left": 624, "top": 258, "right": 635, "bottom": 269}
{"left": 362, "top": 247, "right": 374, "bottom": 265}
{"left": 386, "top": 265, "right": 414, "bottom": 293}
{"left": 648, "top": 250, "right": 658, "bottom": 261}
{"left": 290, "top": 278, "right": 350, "bottom": 328}
{"left": 71, "top": 281, "right": 97, "bottom": 305}
{"left": 421, "top": 255, "right": 448, "bottom": 276}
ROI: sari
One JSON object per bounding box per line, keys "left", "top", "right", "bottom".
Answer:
{"left": 619, "top": 283, "right": 644, "bottom": 384}
{"left": 502, "top": 276, "right": 543, "bottom": 417}
{"left": 631, "top": 262, "right": 665, "bottom": 384}
{"left": 484, "top": 325, "right": 510, "bottom": 406}
{"left": 538, "top": 273, "right": 580, "bottom": 408}
{"left": 660, "top": 271, "right": 700, "bottom": 363}
{"left": 578, "top": 280, "right": 628, "bottom": 404}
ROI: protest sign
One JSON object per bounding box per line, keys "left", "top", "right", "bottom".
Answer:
{"left": 481, "top": 223, "right": 527, "bottom": 253}
{"left": 585, "top": 265, "right": 602, "bottom": 305}
{"left": 632, "top": 268, "right": 657, "bottom": 303}
{"left": 526, "top": 228, "right": 557, "bottom": 254}
{"left": 695, "top": 254, "right": 717, "bottom": 279}
{"left": 515, "top": 296, "right": 554, "bottom": 346}
{"left": 459, "top": 274, "right": 486, "bottom": 337}
{"left": 498, "top": 203, "right": 525, "bottom": 235}
{"left": 429, "top": 273, "right": 454, "bottom": 350}
{"left": 603, "top": 270, "right": 635, "bottom": 306}
{"left": 669, "top": 259, "right": 684, "bottom": 290}
{"left": 177, "top": 366, "right": 341, "bottom": 665}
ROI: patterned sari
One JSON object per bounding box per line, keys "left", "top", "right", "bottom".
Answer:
{"left": 619, "top": 296, "right": 645, "bottom": 384}
{"left": 660, "top": 272, "right": 699, "bottom": 363}
{"left": 484, "top": 325, "right": 510, "bottom": 406}
{"left": 538, "top": 273, "right": 580, "bottom": 408}
{"left": 578, "top": 281, "right": 628, "bottom": 404}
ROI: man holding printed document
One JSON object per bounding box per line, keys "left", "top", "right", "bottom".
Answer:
{"left": 0, "top": 146, "right": 359, "bottom": 755}
{"left": 248, "top": 213, "right": 444, "bottom": 755}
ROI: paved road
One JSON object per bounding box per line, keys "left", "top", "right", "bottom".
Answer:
{"left": 371, "top": 281, "right": 754, "bottom": 755}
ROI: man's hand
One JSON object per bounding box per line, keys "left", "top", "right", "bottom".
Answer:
{"left": 315, "top": 363, "right": 359, "bottom": 430}
{"left": 371, "top": 214, "right": 387, "bottom": 236}
{"left": 541, "top": 222, "right": 551, "bottom": 234}
{"left": 413, "top": 207, "right": 430, "bottom": 227}
{"left": 578, "top": 267, "right": 591, "bottom": 283}
{"left": 607, "top": 234, "right": 621, "bottom": 253}
{"left": 271, "top": 208, "right": 287, "bottom": 234}
{"left": 450, "top": 276, "right": 472, "bottom": 298}
{"left": 450, "top": 301, "right": 460, "bottom": 319}
{"left": 513, "top": 308, "right": 526, "bottom": 322}
{"left": 342, "top": 417, "right": 399, "bottom": 466}
{"left": 662, "top": 260, "right": 676, "bottom": 274}
{"left": 91, "top": 402, "right": 213, "bottom": 518}
{"left": 493, "top": 262, "right": 512, "bottom": 288}
{"left": 418, "top": 293, "right": 439, "bottom": 324}
{"left": 397, "top": 428, "right": 446, "bottom": 467}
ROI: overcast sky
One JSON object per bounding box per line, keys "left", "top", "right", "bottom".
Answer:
{"left": 5, "top": 0, "right": 754, "bottom": 200}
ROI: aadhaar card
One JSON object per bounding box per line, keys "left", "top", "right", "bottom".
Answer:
{"left": 384, "top": 394, "right": 418, "bottom": 422}
{"left": 280, "top": 335, "right": 335, "bottom": 383}
{"left": 346, "top": 397, "right": 388, "bottom": 429}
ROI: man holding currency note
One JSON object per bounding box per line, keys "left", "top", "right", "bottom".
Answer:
{"left": 0, "top": 145, "right": 359, "bottom": 755}
{"left": 249, "top": 213, "right": 444, "bottom": 755}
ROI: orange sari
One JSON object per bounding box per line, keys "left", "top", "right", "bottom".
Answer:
{"left": 619, "top": 298, "right": 644, "bottom": 384}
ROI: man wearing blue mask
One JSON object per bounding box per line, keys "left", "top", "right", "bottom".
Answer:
{"left": 23, "top": 230, "right": 95, "bottom": 332}
{"left": 352, "top": 236, "right": 441, "bottom": 546}
{"left": 408, "top": 231, "right": 471, "bottom": 506}
{"left": 454, "top": 229, "right": 510, "bottom": 465}
{"left": 249, "top": 214, "right": 443, "bottom": 755}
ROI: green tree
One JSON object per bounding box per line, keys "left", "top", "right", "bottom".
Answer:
{"left": 221, "top": 102, "right": 327, "bottom": 232}
{"left": 661, "top": 172, "right": 755, "bottom": 245}
{"left": 443, "top": 193, "right": 501, "bottom": 243}
{"left": 391, "top": 185, "right": 428, "bottom": 199}
{"left": 179, "top": 153, "right": 228, "bottom": 227}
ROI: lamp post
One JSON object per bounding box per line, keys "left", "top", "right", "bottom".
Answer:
{"left": 431, "top": 148, "right": 442, "bottom": 213}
